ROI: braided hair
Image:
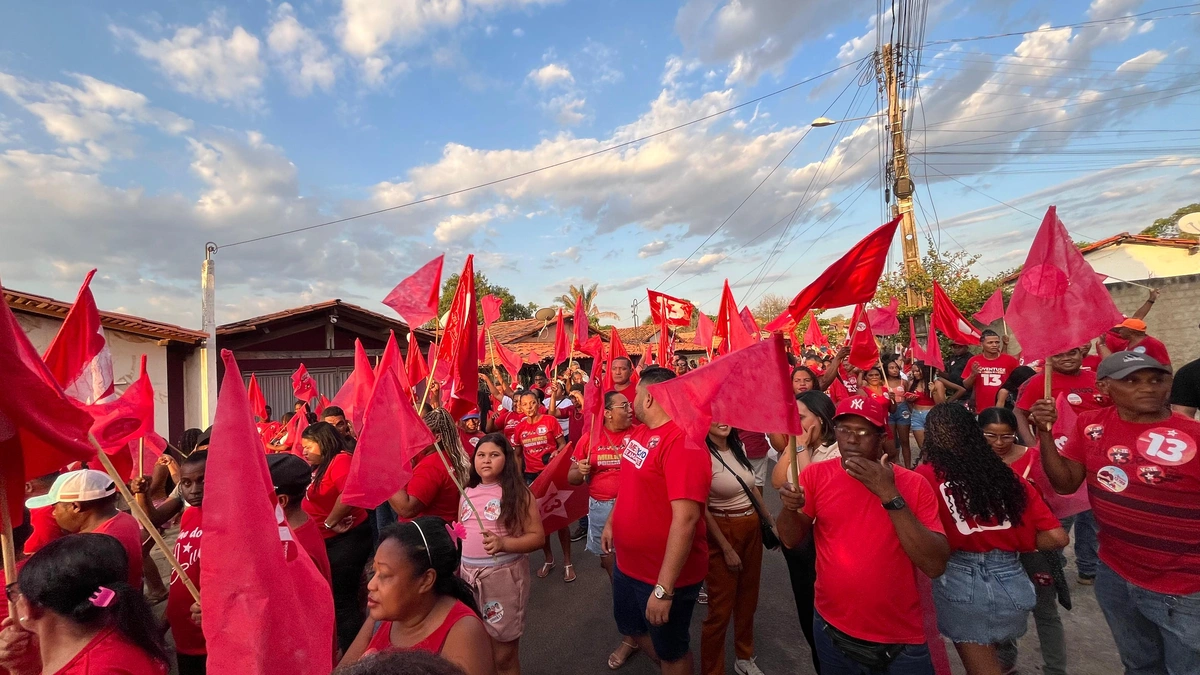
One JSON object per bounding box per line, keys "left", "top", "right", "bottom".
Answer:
{"left": 922, "top": 403, "right": 1027, "bottom": 525}
{"left": 422, "top": 408, "right": 470, "bottom": 486}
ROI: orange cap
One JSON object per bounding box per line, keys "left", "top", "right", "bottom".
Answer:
{"left": 1118, "top": 318, "right": 1147, "bottom": 332}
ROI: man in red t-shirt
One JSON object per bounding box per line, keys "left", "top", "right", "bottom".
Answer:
{"left": 1029, "top": 351, "right": 1200, "bottom": 673}
{"left": 457, "top": 412, "right": 484, "bottom": 451}
{"left": 1015, "top": 345, "right": 1110, "bottom": 445}
{"left": 512, "top": 390, "right": 565, "bottom": 478}
{"left": 601, "top": 367, "right": 711, "bottom": 675}
{"left": 23, "top": 472, "right": 62, "bottom": 555}
{"left": 776, "top": 395, "right": 949, "bottom": 673}
{"left": 964, "top": 330, "right": 1020, "bottom": 412}
{"left": 1102, "top": 318, "right": 1172, "bottom": 367}
{"left": 28, "top": 470, "right": 144, "bottom": 590}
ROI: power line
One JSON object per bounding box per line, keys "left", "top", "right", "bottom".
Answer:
{"left": 924, "top": 5, "right": 1200, "bottom": 45}
{"left": 216, "top": 58, "right": 865, "bottom": 251}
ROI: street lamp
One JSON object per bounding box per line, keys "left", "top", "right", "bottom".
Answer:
{"left": 810, "top": 112, "right": 886, "bottom": 127}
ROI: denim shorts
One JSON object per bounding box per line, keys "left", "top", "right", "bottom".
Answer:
{"left": 613, "top": 566, "right": 701, "bottom": 662}
{"left": 586, "top": 497, "right": 614, "bottom": 556}
{"left": 933, "top": 550, "right": 1036, "bottom": 644}
{"left": 909, "top": 407, "right": 930, "bottom": 431}
{"left": 888, "top": 402, "right": 912, "bottom": 426}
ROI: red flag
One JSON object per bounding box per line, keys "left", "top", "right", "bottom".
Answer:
{"left": 433, "top": 255, "right": 479, "bottom": 419}
{"left": 867, "top": 297, "right": 900, "bottom": 336}
{"left": 132, "top": 431, "right": 167, "bottom": 479}
{"left": 1007, "top": 207, "right": 1123, "bottom": 359}
{"left": 341, "top": 372, "right": 435, "bottom": 509}
{"left": 576, "top": 337, "right": 606, "bottom": 450}
{"left": 787, "top": 324, "right": 803, "bottom": 356}
{"left": 931, "top": 282, "right": 981, "bottom": 345}
{"left": 291, "top": 364, "right": 319, "bottom": 402}
{"left": 803, "top": 310, "right": 830, "bottom": 350}
{"left": 374, "top": 331, "right": 414, "bottom": 403}
{"left": 766, "top": 216, "right": 901, "bottom": 331}
{"left": 283, "top": 406, "right": 309, "bottom": 457}
{"left": 739, "top": 307, "right": 762, "bottom": 343}
{"left": 923, "top": 325, "right": 945, "bottom": 371}
{"left": 908, "top": 316, "right": 925, "bottom": 362}
{"left": 552, "top": 308, "right": 570, "bottom": 372}
{"left": 331, "top": 339, "right": 377, "bottom": 433}
{"left": 481, "top": 294, "right": 503, "bottom": 328}
{"left": 647, "top": 290, "right": 694, "bottom": 327}
{"left": 0, "top": 286, "right": 96, "bottom": 522}
{"left": 572, "top": 295, "right": 589, "bottom": 346}
{"left": 973, "top": 288, "right": 1006, "bottom": 326}
{"left": 715, "top": 281, "right": 754, "bottom": 355}
{"left": 640, "top": 343, "right": 654, "bottom": 366}
{"left": 247, "top": 374, "right": 268, "bottom": 422}
{"left": 655, "top": 305, "right": 673, "bottom": 366}
{"left": 604, "top": 327, "right": 639, "bottom": 392}
{"left": 847, "top": 305, "right": 881, "bottom": 371}
{"left": 695, "top": 310, "right": 715, "bottom": 356}
{"left": 383, "top": 254, "right": 445, "bottom": 328}
{"left": 203, "top": 350, "right": 335, "bottom": 675}
{"left": 88, "top": 355, "right": 155, "bottom": 481}
{"left": 648, "top": 335, "right": 804, "bottom": 454}
{"left": 491, "top": 340, "right": 525, "bottom": 382}
{"left": 530, "top": 442, "right": 588, "bottom": 534}
{"left": 405, "top": 333, "right": 430, "bottom": 386}
{"left": 42, "top": 269, "right": 115, "bottom": 405}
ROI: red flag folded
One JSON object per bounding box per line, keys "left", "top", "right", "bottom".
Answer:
{"left": 291, "top": 364, "right": 318, "bottom": 402}
{"left": 332, "top": 339, "right": 377, "bottom": 433}
{"left": 433, "top": 256, "right": 479, "bottom": 419}
{"left": 1007, "top": 206, "right": 1123, "bottom": 359}
{"left": 283, "top": 406, "right": 309, "bottom": 457}
{"left": 405, "top": 333, "right": 430, "bottom": 386}
{"left": 766, "top": 216, "right": 902, "bottom": 331}
{"left": 491, "top": 340, "right": 524, "bottom": 382}
{"left": 973, "top": 288, "right": 1006, "bottom": 326}
{"left": 481, "top": 294, "right": 503, "bottom": 328}
{"left": 908, "top": 316, "right": 925, "bottom": 362}
{"left": 739, "top": 307, "right": 762, "bottom": 343}
{"left": 803, "top": 310, "right": 830, "bottom": 350}
{"left": 604, "top": 327, "right": 639, "bottom": 392}
{"left": 247, "top": 374, "right": 268, "bottom": 422}
{"left": 847, "top": 305, "right": 881, "bottom": 371}
{"left": 924, "top": 325, "right": 945, "bottom": 371}
{"left": 341, "top": 372, "right": 435, "bottom": 509}
{"left": 867, "top": 297, "right": 900, "bottom": 336}
{"left": 552, "top": 308, "right": 570, "bottom": 372}
{"left": 715, "top": 281, "right": 754, "bottom": 355}
{"left": 931, "top": 282, "right": 981, "bottom": 345}
{"left": 647, "top": 290, "right": 694, "bottom": 327}
{"left": 572, "top": 295, "right": 589, "bottom": 346}
{"left": 787, "top": 324, "right": 803, "bottom": 356}
{"left": 203, "top": 350, "right": 335, "bottom": 675}
{"left": 640, "top": 344, "right": 654, "bottom": 367}
{"left": 41, "top": 269, "right": 115, "bottom": 405}
{"left": 695, "top": 310, "right": 715, "bottom": 356}
{"left": 648, "top": 335, "right": 804, "bottom": 453}
{"left": 530, "top": 442, "right": 589, "bottom": 534}
{"left": 314, "top": 394, "right": 330, "bottom": 417}
{"left": 374, "top": 331, "right": 414, "bottom": 403}
{"left": 383, "top": 254, "right": 445, "bottom": 328}
{"left": 577, "top": 337, "right": 606, "bottom": 450}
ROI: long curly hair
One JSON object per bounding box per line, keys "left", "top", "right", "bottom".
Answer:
{"left": 467, "top": 433, "right": 532, "bottom": 536}
{"left": 922, "top": 403, "right": 1027, "bottom": 525}
{"left": 422, "top": 408, "right": 470, "bottom": 486}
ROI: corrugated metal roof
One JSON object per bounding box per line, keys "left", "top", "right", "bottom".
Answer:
{"left": 218, "top": 299, "right": 435, "bottom": 338}
{"left": 5, "top": 288, "right": 208, "bottom": 345}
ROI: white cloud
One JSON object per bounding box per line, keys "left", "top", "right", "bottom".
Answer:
{"left": 528, "top": 63, "right": 573, "bottom": 89}
{"left": 658, "top": 252, "right": 726, "bottom": 275}
{"left": 638, "top": 240, "right": 668, "bottom": 258}
{"left": 1116, "top": 49, "right": 1167, "bottom": 73}
{"left": 432, "top": 204, "right": 511, "bottom": 243}
{"left": 550, "top": 245, "right": 582, "bottom": 263}
{"left": 549, "top": 96, "right": 586, "bottom": 125}
{"left": 111, "top": 16, "right": 266, "bottom": 106}
{"left": 512, "top": 27, "right": 525, "bottom": 37}
{"left": 267, "top": 3, "right": 341, "bottom": 95}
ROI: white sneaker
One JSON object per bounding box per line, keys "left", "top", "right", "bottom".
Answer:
{"left": 734, "top": 658, "right": 764, "bottom": 675}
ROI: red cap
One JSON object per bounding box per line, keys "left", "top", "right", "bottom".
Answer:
{"left": 833, "top": 395, "right": 888, "bottom": 429}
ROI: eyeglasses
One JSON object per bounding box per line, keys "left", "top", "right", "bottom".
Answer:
{"left": 605, "top": 402, "right": 632, "bottom": 411}
{"left": 982, "top": 433, "right": 1017, "bottom": 442}
{"left": 834, "top": 425, "right": 879, "bottom": 438}
{"left": 6, "top": 583, "right": 20, "bottom": 603}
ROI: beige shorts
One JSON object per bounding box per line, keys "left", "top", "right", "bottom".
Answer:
{"left": 460, "top": 556, "right": 531, "bottom": 643}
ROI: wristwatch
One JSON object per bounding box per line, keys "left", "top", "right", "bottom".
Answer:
{"left": 653, "top": 584, "right": 674, "bottom": 600}
{"left": 882, "top": 495, "right": 907, "bottom": 511}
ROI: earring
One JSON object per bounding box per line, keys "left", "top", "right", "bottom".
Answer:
{"left": 17, "top": 616, "right": 27, "bottom": 623}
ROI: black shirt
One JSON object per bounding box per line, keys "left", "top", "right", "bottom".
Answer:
{"left": 943, "top": 352, "right": 972, "bottom": 387}
{"left": 1170, "top": 357, "right": 1200, "bottom": 409}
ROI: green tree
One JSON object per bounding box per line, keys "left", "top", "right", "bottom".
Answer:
{"left": 1141, "top": 202, "right": 1200, "bottom": 238}
{"left": 435, "top": 272, "right": 537, "bottom": 326}
{"left": 555, "top": 283, "right": 620, "bottom": 324}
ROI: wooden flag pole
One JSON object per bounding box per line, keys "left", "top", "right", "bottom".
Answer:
{"left": 90, "top": 437, "right": 200, "bottom": 603}
{"left": 418, "top": 312, "right": 441, "bottom": 413}
{"left": 1042, "top": 364, "right": 1054, "bottom": 432}
{"left": 786, "top": 435, "right": 799, "bottom": 489}
{"left": 137, "top": 437, "right": 145, "bottom": 480}
{"left": 429, "top": 439, "right": 488, "bottom": 535}
{"left": 0, "top": 475, "right": 19, "bottom": 620}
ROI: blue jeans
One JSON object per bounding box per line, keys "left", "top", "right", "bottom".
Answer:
{"left": 1059, "top": 510, "right": 1098, "bottom": 577}
{"left": 813, "top": 612, "right": 934, "bottom": 675}
{"left": 1095, "top": 561, "right": 1200, "bottom": 675}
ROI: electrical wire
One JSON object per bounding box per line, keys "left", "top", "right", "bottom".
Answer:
{"left": 924, "top": 5, "right": 1200, "bottom": 45}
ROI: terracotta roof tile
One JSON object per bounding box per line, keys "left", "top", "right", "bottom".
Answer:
{"left": 5, "top": 287, "right": 208, "bottom": 345}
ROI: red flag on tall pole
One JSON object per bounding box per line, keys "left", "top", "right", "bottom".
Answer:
{"left": 787, "top": 324, "right": 803, "bottom": 356}
{"left": 291, "top": 364, "right": 318, "bottom": 402}
{"left": 433, "top": 256, "right": 479, "bottom": 419}
{"left": 739, "top": 307, "right": 762, "bottom": 343}
{"left": 655, "top": 309, "right": 673, "bottom": 367}
{"left": 572, "top": 295, "right": 589, "bottom": 346}
{"left": 492, "top": 341, "right": 525, "bottom": 382}
{"left": 931, "top": 282, "right": 982, "bottom": 345}
{"left": 341, "top": 372, "right": 435, "bottom": 509}
{"left": 908, "top": 316, "right": 926, "bottom": 362}
{"left": 530, "top": 442, "right": 588, "bottom": 534}
{"left": 576, "top": 336, "right": 606, "bottom": 450}
{"left": 89, "top": 354, "right": 155, "bottom": 479}
{"left": 247, "top": 374, "right": 268, "bottom": 422}
{"left": 973, "top": 288, "right": 1006, "bottom": 326}
{"left": 647, "top": 290, "right": 694, "bottom": 327}
{"left": 847, "top": 305, "right": 881, "bottom": 371}
{"left": 923, "top": 325, "right": 945, "bottom": 371}
{"left": 481, "top": 294, "right": 503, "bottom": 328}
{"left": 695, "top": 310, "right": 715, "bottom": 357}
{"left": 803, "top": 310, "right": 830, "bottom": 351}
{"left": 41, "top": 269, "right": 115, "bottom": 405}
{"left": 383, "top": 254, "right": 445, "bottom": 328}
{"left": 374, "top": 331, "right": 414, "bottom": 403}
{"left": 766, "top": 215, "right": 901, "bottom": 331}
{"left": 715, "top": 281, "right": 753, "bottom": 355}
{"left": 203, "top": 350, "right": 334, "bottom": 675}
{"left": 405, "top": 333, "right": 429, "bottom": 386}
{"left": 867, "top": 297, "right": 900, "bottom": 336}
{"left": 331, "top": 339, "right": 377, "bottom": 433}
{"left": 552, "top": 308, "right": 570, "bottom": 373}
{"left": 1007, "top": 206, "right": 1123, "bottom": 360}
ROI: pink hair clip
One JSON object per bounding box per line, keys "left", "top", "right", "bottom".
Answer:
{"left": 89, "top": 587, "right": 116, "bottom": 608}
{"left": 445, "top": 521, "right": 467, "bottom": 544}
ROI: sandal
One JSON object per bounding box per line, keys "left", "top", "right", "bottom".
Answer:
{"left": 537, "top": 561, "right": 555, "bottom": 578}
{"left": 563, "top": 564, "right": 576, "bottom": 583}
{"left": 608, "top": 640, "right": 639, "bottom": 669}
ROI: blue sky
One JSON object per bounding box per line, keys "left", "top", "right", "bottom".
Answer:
{"left": 2, "top": 0, "right": 1198, "bottom": 327}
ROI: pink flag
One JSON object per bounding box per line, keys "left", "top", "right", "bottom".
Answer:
{"left": 973, "top": 288, "right": 1006, "bottom": 326}
{"left": 42, "top": 269, "right": 115, "bottom": 405}
{"left": 203, "top": 350, "right": 335, "bottom": 675}
{"left": 572, "top": 294, "right": 589, "bottom": 346}
{"left": 331, "top": 339, "right": 376, "bottom": 433}
{"left": 530, "top": 442, "right": 588, "bottom": 534}
{"left": 1007, "top": 207, "right": 1123, "bottom": 359}
{"left": 247, "top": 374, "right": 268, "bottom": 422}
{"left": 291, "top": 364, "right": 318, "bottom": 402}
{"left": 383, "top": 254, "right": 445, "bottom": 328}
{"left": 867, "top": 297, "right": 900, "bottom": 336}
{"left": 695, "top": 310, "right": 715, "bottom": 356}
{"left": 341, "top": 372, "right": 435, "bottom": 509}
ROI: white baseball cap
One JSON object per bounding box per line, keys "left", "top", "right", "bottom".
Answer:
{"left": 26, "top": 470, "right": 116, "bottom": 508}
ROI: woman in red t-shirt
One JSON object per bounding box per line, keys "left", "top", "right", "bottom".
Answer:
{"left": 302, "top": 421, "right": 374, "bottom": 654}
{"left": 918, "top": 405, "right": 1068, "bottom": 675}
{"left": 390, "top": 409, "right": 472, "bottom": 524}
{"left": 1, "top": 533, "right": 168, "bottom": 675}
{"left": 339, "top": 517, "right": 495, "bottom": 675}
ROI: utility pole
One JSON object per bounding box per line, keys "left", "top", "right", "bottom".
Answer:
{"left": 882, "top": 43, "right": 925, "bottom": 308}
{"left": 200, "top": 243, "right": 218, "bottom": 426}
{"left": 630, "top": 298, "right": 640, "bottom": 327}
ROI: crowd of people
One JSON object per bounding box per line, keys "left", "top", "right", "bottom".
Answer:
{"left": 0, "top": 289, "right": 1197, "bottom": 675}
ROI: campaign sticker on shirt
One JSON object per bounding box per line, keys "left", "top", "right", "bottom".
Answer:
{"left": 1106, "top": 445, "right": 1131, "bottom": 465}
{"left": 1136, "top": 465, "right": 1166, "bottom": 485}
{"left": 1136, "top": 428, "right": 1197, "bottom": 466}
{"left": 1096, "top": 466, "right": 1128, "bottom": 493}
{"left": 483, "top": 601, "right": 504, "bottom": 624}
{"left": 536, "top": 425, "right": 547, "bottom": 435}
{"left": 1066, "top": 393, "right": 1083, "bottom": 406}
{"left": 1086, "top": 424, "right": 1105, "bottom": 440}
{"left": 482, "top": 498, "right": 501, "bottom": 521}
{"left": 622, "top": 440, "right": 649, "bottom": 469}
{"left": 1133, "top": 346, "right": 1147, "bottom": 354}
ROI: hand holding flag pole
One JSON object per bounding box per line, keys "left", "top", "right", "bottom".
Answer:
{"left": 0, "top": 476, "right": 17, "bottom": 620}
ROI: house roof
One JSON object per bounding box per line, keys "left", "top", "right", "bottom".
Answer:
{"left": 615, "top": 326, "right": 658, "bottom": 344}
{"left": 1000, "top": 232, "right": 1200, "bottom": 284}
{"left": 5, "top": 287, "right": 208, "bottom": 345}
{"left": 218, "top": 299, "right": 435, "bottom": 339}
{"left": 483, "top": 316, "right": 605, "bottom": 345}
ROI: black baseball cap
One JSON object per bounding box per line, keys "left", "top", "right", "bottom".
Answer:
{"left": 266, "top": 453, "right": 312, "bottom": 494}
{"left": 1096, "top": 351, "right": 1171, "bottom": 380}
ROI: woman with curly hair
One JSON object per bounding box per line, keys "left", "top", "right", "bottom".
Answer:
{"left": 389, "top": 409, "right": 473, "bottom": 523}
{"left": 915, "top": 404, "right": 1068, "bottom": 675}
